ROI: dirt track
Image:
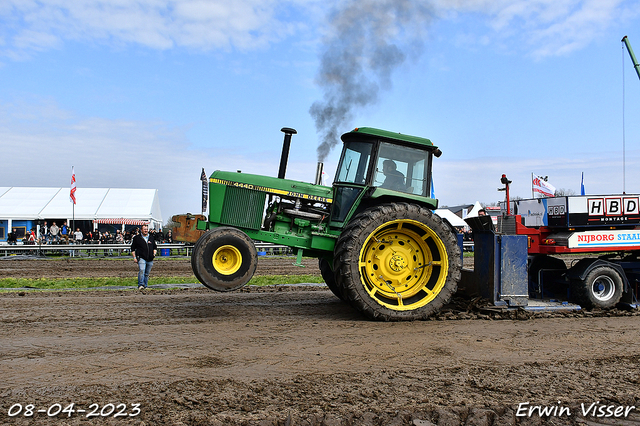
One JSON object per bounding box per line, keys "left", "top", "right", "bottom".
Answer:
{"left": 0, "top": 256, "right": 321, "bottom": 279}
{"left": 1, "top": 257, "right": 639, "bottom": 425}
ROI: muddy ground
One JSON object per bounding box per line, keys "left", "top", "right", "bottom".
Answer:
{"left": 0, "top": 256, "right": 322, "bottom": 279}
{"left": 1, "top": 256, "right": 639, "bottom": 425}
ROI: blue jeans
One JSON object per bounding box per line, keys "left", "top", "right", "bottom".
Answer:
{"left": 137, "top": 258, "right": 153, "bottom": 288}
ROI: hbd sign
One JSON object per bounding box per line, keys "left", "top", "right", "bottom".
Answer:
{"left": 588, "top": 197, "right": 639, "bottom": 216}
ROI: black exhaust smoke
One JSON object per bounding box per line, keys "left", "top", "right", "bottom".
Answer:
{"left": 310, "top": 0, "right": 433, "bottom": 162}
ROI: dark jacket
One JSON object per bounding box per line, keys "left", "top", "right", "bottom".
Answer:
{"left": 382, "top": 169, "right": 406, "bottom": 191}
{"left": 131, "top": 233, "right": 157, "bottom": 262}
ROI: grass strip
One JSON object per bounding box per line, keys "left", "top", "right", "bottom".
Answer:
{"left": 0, "top": 274, "right": 324, "bottom": 290}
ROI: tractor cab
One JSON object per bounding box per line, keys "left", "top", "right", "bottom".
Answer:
{"left": 331, "top": 127, "right": 441, "bottom": 224}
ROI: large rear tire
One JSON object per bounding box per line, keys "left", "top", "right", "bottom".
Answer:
{"left": 319, "top": 258, "right": 344, "bottom": 301}
{"left": 191, "top": 234, "right": 206, "bottom": 285}
{"left": 572, "top": 266, "right": 623, "bottom": 309}
{"left": 334, "top": 202, "right": 461, "bottom": 321}
{"left": 192, "top": 227, "right": 258, "bottom": 291}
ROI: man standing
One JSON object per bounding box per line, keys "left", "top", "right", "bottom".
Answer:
{"left": 49, "top": 222, "right": 60, "bottom": 243}
{"left": 61, "top": 221, "right": 69, "bottom": 243}
{"left": 74, "top": 228, "right": 83, "bottom": 243}
{"left": 7, "top": 229, "right": 17, "bottom": 245}
{"left": 131, "top": 224, "right": 157, "bottom": 290}
{"left": 40, "top": 221, "right": 49, "bottom": 244}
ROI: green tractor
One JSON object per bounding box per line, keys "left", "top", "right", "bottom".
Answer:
{"left": 173, "top": 127, "right": 461, "bottom": 321}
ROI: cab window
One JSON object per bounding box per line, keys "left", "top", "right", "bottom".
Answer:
{"left": 373, "top": 142, "right": 429, "bottom": 196}
{"left": 335, "top": 141, "right": 372, "bottom": 185}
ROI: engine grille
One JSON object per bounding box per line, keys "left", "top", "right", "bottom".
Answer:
{"left": 220, "top": 186, "right": 266, "bottom": 230}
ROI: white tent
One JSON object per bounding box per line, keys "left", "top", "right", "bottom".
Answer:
{"left": 435, "top": 209, "right": 466, "bottom": 227}
{"left": 0, "top": 187, "right": 163, "bottom": 228}
{"left": 466, "top": 201, "right": 485, "bottom": 218}
{"left": 40, "top": 188, "right": 109, "bottom": 220}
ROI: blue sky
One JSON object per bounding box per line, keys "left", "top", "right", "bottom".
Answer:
{"left": 2, "top": 0, "right": 640, "bottom": 221}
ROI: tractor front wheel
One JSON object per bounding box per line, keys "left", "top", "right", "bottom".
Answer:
{"left": 319, "top": 258, "right": 344, "bottom": 301}
{"left": 192, "top": 227, "right": 258, "bottom": 291}
{"left": 334, "top": 202, "right": 461, "bottom": 321}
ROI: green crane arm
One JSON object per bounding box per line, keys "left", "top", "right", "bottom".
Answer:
{"left": 622, "top": 35, "right": 640, "bottom": 81}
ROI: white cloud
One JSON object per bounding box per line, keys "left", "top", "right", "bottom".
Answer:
{"left": 0, "top": 0, "right": 636, "bottom": 59}
{"left": 434, "top": 0, "right": 633, "bottom": 57}
{"left": 0, "top": 0, "right": 309, "bottom": 57}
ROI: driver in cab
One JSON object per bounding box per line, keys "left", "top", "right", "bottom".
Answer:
{"left": 381, "top": 159, "right": 405, "bottom": 191}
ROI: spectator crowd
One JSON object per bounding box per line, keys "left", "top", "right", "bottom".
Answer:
{"left": 9, "top": 222, "right": 174, "bottom": 245}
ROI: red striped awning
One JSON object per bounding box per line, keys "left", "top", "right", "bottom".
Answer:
{"left": 93, "top": 218, "right": 150, "bottom": 226}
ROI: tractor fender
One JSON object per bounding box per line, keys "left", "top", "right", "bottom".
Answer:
{"left": 344, "top": 190, "right": 438, "bottom": 226}
{"left": 367, "top": 188, "right": 438, "bottom": 210}
{"left": 565, "top": 258, "right": 630, "bottom": 293}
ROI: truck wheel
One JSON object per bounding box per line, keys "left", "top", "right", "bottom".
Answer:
{"left": 191, "top": 227, "right": 258, "bottom": 292}
{"left": 319, "top": 258, "right": 344, "bottom": 301}
{"left": 572, "top": 266, "right": 623, "bottom": 309}
{"left": 334, "top": 202, "right": 461, "bottom": 321}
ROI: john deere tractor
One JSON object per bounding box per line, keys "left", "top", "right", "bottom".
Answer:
{"left": 173, "top": 127, "right": 461, "bottom": 321}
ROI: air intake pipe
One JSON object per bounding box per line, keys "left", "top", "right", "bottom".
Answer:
{"left": 278, "top": 127, "right": 297, "bottom": 179}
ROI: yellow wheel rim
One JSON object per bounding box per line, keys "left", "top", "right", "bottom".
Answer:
{"left": 213, "top": 245, "right": 242, "bottom": 275}
{"left": 358, "top": 219, "right": 449, "bottom": 311}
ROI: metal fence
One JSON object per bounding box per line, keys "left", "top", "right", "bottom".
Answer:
{"left": 0, "top": 240, "right": 469, "bottom": 257}
{"left": 0, "top": 242, "right": 291, "bottom": 257}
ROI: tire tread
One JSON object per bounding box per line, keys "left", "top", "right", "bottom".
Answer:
{"left": 334, "top": 202, "right": 461, "bottom": 321}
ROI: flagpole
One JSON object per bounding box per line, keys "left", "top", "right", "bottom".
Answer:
{"left": 531, "top": 173, "right": 534, "bottom": 198}
{"left": 70, "top": 166, "right": 76, "bottom": 240}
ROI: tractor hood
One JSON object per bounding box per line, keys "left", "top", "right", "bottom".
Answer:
{"left": 210, "top": 170, "right": 333, "bottom": 204}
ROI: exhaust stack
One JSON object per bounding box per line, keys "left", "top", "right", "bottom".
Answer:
{"left": 278, "top": 127, "right": 297, "bottom": 179}
{"left": 314, "top": 162, "right": 324, "bottom": 185}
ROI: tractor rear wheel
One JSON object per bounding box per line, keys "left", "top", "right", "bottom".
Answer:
{"left": 191, "top": 227, "right": 258, "bottom": 291}
{"left": 191, "top": 233, "right": 206, "bottom": 285}
{"left": 319, "top": 258, "right": 344, "bottom": 301}
{"left": 572, "top": 266, "right": 623, "bottom": 309}
{"left": 334, "top": 202, "right": 461, "bottom": 321}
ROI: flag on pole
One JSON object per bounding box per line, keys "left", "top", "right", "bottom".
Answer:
{"left": 580, "top": 172, "right": 585, "bottom": 196}
{"left": 70, "top": 166, "right": 76, "bottom": 204}
{"left": 201, "top": 168, "right": 208, "bottom": 213}
{"left": 430, "top": 173, "right": 435, "bottom": 199}
{"left": 532, "top": 174, "right": 555, "bottom": 198}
